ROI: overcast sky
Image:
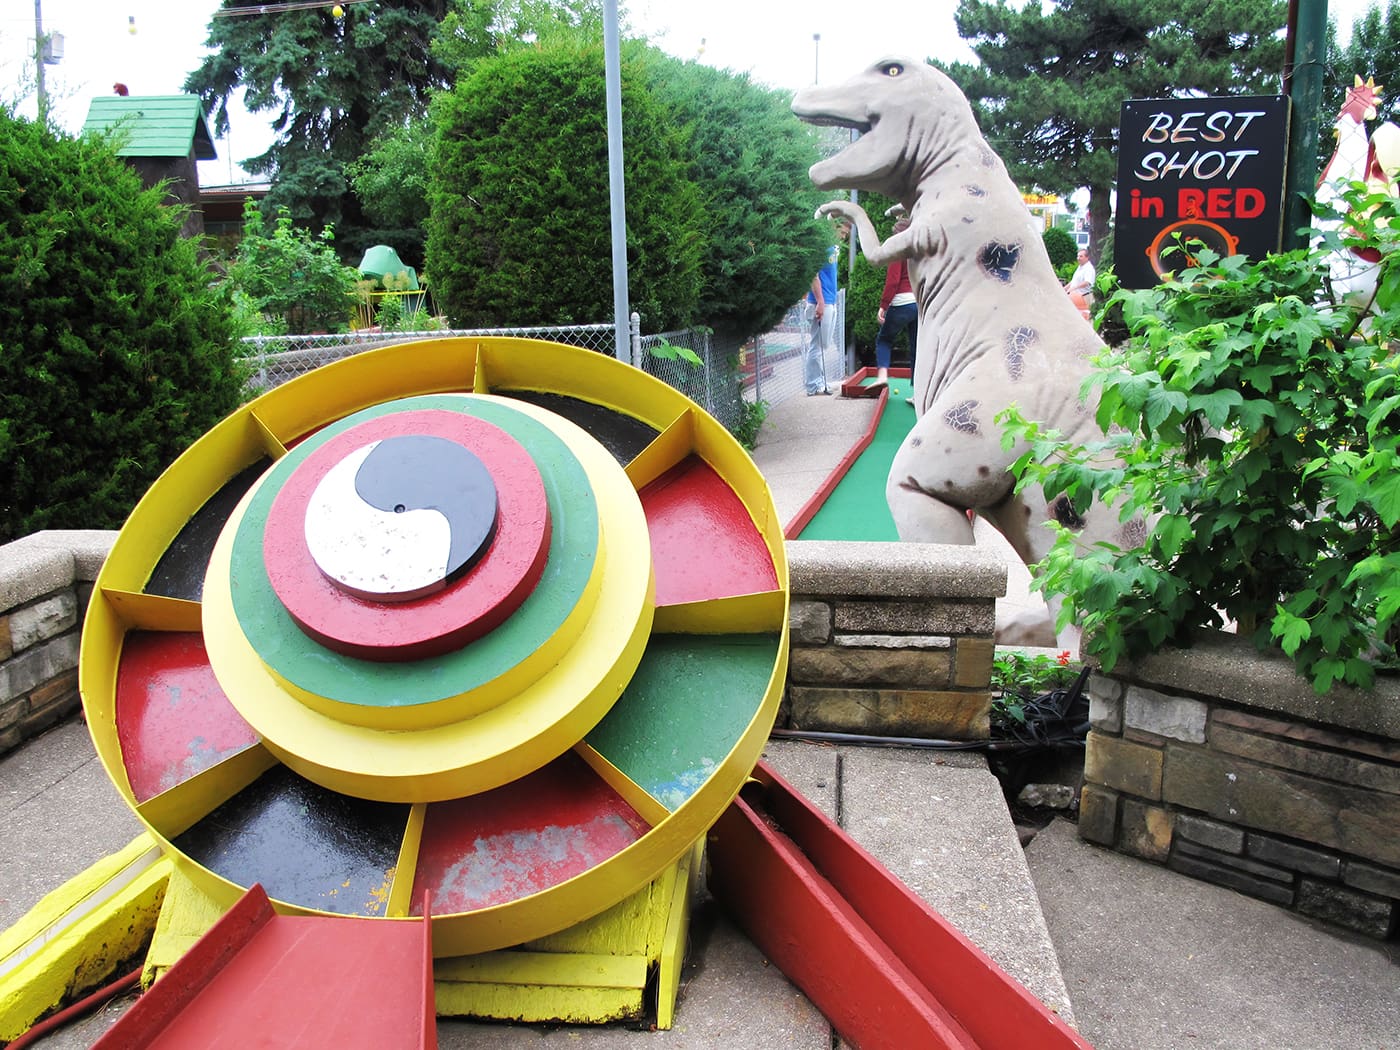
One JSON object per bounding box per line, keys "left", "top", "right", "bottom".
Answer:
{"left": 0, "top": 0, "right": 1385, "bottom": 185}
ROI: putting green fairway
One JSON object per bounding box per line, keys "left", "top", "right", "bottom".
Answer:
{"left": 797, "top": 381, "right": 917, "bottom": 541}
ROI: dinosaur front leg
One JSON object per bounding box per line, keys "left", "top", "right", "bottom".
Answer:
{"left": 815, "top": 200, "right": 888, "bottom": 267}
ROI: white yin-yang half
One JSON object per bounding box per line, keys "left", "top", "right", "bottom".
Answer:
{"left": 304, "top": 442, "right": 453, "bottom": 602}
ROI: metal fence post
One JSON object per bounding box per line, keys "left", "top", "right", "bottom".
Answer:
{"left": 630, "top": 312, "right": 642, "bottom": 372}
{"left": 752, "top": 334, "right": 762, "bottom": 404}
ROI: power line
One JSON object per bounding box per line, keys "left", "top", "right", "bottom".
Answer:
{"left": 213, "top": 0, "right": 372, "bottom": 17}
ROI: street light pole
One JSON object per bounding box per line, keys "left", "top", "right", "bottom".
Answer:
{"left": 603, "top": 0, "right": 632, "bottom": 364}
{"left": 813, "top": 33, "right": 820, "bottom": 84}
{"left": 34, "top": 0, "right": 47, "bottom": 126}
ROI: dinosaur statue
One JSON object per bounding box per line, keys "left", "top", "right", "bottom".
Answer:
{"left": 792, "top": 57, "right": 1138, "bottom": 646}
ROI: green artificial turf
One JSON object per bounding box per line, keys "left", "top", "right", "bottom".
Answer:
{"left": 797, "top": 380, "right": 917, "bottom": 541}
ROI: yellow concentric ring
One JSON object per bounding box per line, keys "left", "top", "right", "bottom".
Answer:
{"left": 202, "top": 397, "right": 654, "bottom": 804}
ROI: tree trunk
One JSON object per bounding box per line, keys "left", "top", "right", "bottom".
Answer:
{"left": 1087, "top": 183, "right": 1113, "bottom": 265}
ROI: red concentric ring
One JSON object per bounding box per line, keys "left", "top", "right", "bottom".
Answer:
{"left": 261, "top": 410, "right": 551, "bottom": 662}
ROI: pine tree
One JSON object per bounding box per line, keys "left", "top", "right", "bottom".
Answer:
{"left": 186, "top": 0, "right": 453, "bottom": 261}
{"left": 1326, "top": 1, "right": 1400, "bottom": 123}
{"left": 940, "top": 0, "right": 1287, "bottom": 260}
{"left": 1321, "top": 1, "right": 1400, "bottom": 173}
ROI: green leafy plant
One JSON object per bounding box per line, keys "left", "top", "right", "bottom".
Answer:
{"left": 226, "top": 200, "right": 360, "bottom": 334}
{"left": 732, "top": 395, "right": 769, "bottom": 452}
{"left": 648, "top": 337, "right": 703, "bottom": 368}
{"left": 999, "top": 185, "right": 1400, "bottom": 693}
{"left": 991, "top": 649, "right": 1077, "bottom": 727}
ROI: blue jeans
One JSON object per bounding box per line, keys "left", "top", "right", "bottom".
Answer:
{"left": 803, "top": 300, "right": 833, "bottom": 393}
{"left": 875, "top": 301, "right": 918, "bottom": 374}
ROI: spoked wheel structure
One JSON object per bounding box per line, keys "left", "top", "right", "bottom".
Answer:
{"left": 80, "top": 337, "right": 788, "bottom": 957}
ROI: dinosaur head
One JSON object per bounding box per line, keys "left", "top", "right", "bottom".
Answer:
{"left": 792, "top": 57, "right": 973, "bottom": 198}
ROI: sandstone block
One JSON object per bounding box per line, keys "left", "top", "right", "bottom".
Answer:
{"left": 787, "top": 685, "right": 989, "bottom": 739}
{"left": 1246, "top": 833, "right": 1342, "bottom": 880}
{"left": 1120, "top": 798, "right": 1173, "bottom": 862}
{"left": 1168, "top": 843, "right": 1295, "bottom": 906}
{"left": 8, "top": 591, "right": 77, "bottom": 651}
{"left": 1088, "top": 687, "right": 1123, "bottom": 735}
{"left": 0, "top": 633, "right": 80, "bottom": 704}
{"left": 1296, "top": 879, "right": 1397, "bottom": 939}
{"left": 1211, "top": 724, "right": 1400, "bottom": 795}
{"left": 1174, "top": 813, "right": 1244, "bottom": 854}
{"left": 789, "top": 600, "right": 832, "bottom": 646}
{"left": 788, "top": 647, "right": 952, "bottom": 689}
{"left": 952, "top": 637, "right": 994, "bottom": 688}
{"left": 1212, "top": 707, "right": 1400, "bottom": 764}
{"left": 1343, "top": 861, "right": 1400, "bottom": 900}
{"left": 1077, "top": 783, "right": 1118, "bottom": 846}
{"left": 28, "top": 669, "right": 79, "bottom": 714}
{"left": 1085, "top": 732, "right": 1164, "bottom": 799}
{"left": 835, "top": 633, "right": 950, "bottom": 650}
{"left": 1163, "top": 745, "right": 1400, "bottom": 869}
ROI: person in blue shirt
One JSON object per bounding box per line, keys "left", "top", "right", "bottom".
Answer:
{"left": 803, "top": 219, "right": 850, "bottom": 395}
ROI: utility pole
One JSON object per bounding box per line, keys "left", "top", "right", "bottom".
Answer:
{"left": 34, "top": 0, "right": 47, "bottom": 126}
{"left": 1282, "top": 0, "right": 1328, "bottom": 250}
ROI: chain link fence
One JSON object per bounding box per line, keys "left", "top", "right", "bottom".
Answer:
{"left": 237, "top": 299, "right": 848, "bottom": 443}
{"left": 238, "top": 323, "right": 618, "bottom": 394}
{"left": 735, "top": 291, "right": 849, "bottom": 411}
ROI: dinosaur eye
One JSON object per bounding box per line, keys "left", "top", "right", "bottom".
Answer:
{"left": 882, "top": 63, "right": 904, "bottom": 78}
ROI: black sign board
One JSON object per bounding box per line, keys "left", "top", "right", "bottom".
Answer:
{"left": 1114, "top": 95, "right": 1290, "bottom": 289}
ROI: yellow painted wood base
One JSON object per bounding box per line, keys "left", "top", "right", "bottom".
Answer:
{"left": 433, "top": 841, "right": 702, "bottom": 1029}
{"left": 141, "top": 862, "right": 238, "bottom": 987}
{"left": 140, "top": 841, "right": 703, "bottom": 1031}
{"left": 0, "top": 835, "right": 170, "bottom": 1041}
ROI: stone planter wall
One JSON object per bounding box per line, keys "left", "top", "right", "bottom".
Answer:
{"left": 1080, "top": 630, "right": 1400, "bottom": 939}
{"left": 0, "top": 531, "right": 116, "bottom": 756}
{"left": 1, "top": 533, "right": 1007, "bottom": 757}
{"left": 784, "top": 540, "right": 1004, "bottom": 740}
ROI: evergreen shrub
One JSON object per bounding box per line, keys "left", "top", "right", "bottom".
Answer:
{"left": 1042, "top": 225, "right": 1078, "bottom": 270}
{"left": 428, "top": 40, "right": 703, "bottom": 331}
{"left": 0, "top": 108, "right": 244, "bottom": 542}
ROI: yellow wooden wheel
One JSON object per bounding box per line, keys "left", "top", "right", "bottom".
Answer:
{"left": 80, "top": 337, "right": 788, "bottom": 956}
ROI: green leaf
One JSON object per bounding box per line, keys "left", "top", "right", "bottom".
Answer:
{"left": 1271, "top": 608, "right": 1312, "bottom": 656}
{"left": 1190, "top": 388, "right": 1244, "bottom": 429}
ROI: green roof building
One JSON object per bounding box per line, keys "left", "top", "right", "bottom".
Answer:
{"left": 81, "top": 94, "right": 218, "bottom": 238}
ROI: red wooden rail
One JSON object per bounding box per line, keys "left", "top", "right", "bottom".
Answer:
{"left": 707, "top": 761, "right": 1094, "bottom": 1050}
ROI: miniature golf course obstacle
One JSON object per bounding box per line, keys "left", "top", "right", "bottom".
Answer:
{"left": 76, "top": 336, "right": 789, "bottom": 1034}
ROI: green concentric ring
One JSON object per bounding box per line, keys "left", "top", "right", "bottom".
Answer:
{"left": 227, "top": 395, "right": 600, "bottom": 712}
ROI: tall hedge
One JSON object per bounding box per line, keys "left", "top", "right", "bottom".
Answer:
{"left": 638, "top": 55, "right": 830, "bottom": 350}
{"left": 0, "top": 109, "right": 244, "bottom": 543}
{"left": 428, "top": 40, "right": 703, "bottom": 330}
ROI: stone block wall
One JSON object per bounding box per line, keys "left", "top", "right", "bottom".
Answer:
{"left": 1, "top": 533, "right": 1007, "bottom": 757}
{"left": 784, "top": 539, "right": 1005, "bottom": 740}
{"left": 1079, "top": 630, "right": 1400, "bottom": 939}
{"left": 0, "top": 531, "right": 116, "bottom": 756}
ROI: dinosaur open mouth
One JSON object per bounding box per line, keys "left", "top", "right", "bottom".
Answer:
{"left": 798, "top": 111, "right": 874, "bottom": 135}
